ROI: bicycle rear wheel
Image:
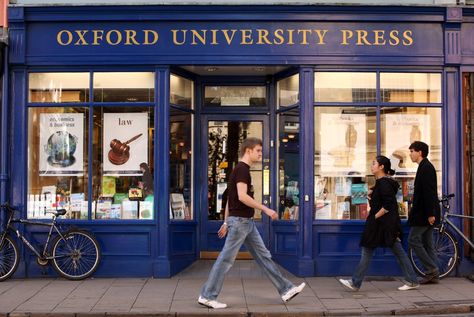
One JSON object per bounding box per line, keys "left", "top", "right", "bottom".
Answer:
{"left": 51, "top": 230, "right": 101, "bottom": 280}
{"left": 409, "top": 227, "right": 458, "bottom": 278}
{"left": 0, "top": 234, "right": 20, "bottom": 281}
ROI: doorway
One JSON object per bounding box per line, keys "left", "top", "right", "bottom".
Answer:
{"left": 199, "top": 115, "right": 270, "bottom": 258}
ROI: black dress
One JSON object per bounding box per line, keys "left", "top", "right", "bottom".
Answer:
{"left": 360, "top": 177, "right": 403, "bottom": 248}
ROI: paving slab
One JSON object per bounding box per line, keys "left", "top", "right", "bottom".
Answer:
{"left": 1, "top": 260, "right": 474, "bottom": 316}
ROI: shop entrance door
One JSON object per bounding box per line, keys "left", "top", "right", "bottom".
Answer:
{"left": 200, "top": 115, "right": 270, "bottom": 258}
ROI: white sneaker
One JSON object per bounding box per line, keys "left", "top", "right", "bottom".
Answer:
{"left": 281, "top": 282, "right": 306, "bottom": 302}
{"left": 398, "top": 283, "right": 420, "bottom": 291}
{"left": 197, "top": 295, "right": 227, "bottom": 309}
{"left": 338, "top": 278, "right": 359, "bottom": 291}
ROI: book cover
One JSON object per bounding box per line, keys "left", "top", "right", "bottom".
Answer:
{"left": 351, "top": 183, "right": 368, "bottom": 205}
{"left": 315, "top": 199, "right": 332, "bottom": 219}
{"left": 110, "top": 204, "right": 122, "bottom": 219}
{"left": 101, "top": 176, "right": 116, "bottom": 197}
{"left": 122, "top": 200, "right": 138, "bottom": 219}
{"left": 335, "top": 178, "right": 352, "bottom": 196}
{"left": 139, "top": 201, "right": 154, "bottom": 219}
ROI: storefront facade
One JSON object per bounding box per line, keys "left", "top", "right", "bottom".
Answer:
{"left": 2, "top": 3, "right": 474, "bottom": 278}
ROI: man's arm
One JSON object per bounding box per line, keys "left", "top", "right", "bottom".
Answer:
{"left": 237, "top": 182, "right": 278, "bottom": 220}
{"left": 218, "top": 202, "right": 229, "bottom": 238}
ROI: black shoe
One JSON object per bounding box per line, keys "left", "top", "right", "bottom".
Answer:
{"left": 419, "top": 271, "right": 440, "bottom": 284}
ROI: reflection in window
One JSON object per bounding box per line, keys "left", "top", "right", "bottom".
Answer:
{"left": 314, "top": 107, "right": 376, "bottom": 220}
{"left": 29, "top": 73, "right": 89, "bottom": 103}
{"left": 380, "top": 73, "right": 441, "bottom": 103}
{"left": 314, "top": 72, "right": 376, "bottom": 103}
{"left": 92, "top": 107, "right": 154, "bottom": 220}
{"left": 278, "top": 108, "right": 300, "bottom": 220}
{"left": 277, "top": 74, "right": 299, "bottom": 108}
{"left": 27, "top": 107, "right": 89, "bottom": 219}
{"left": 207, "top": 121, "right": 263, "bottom": 220}
{"left": 381, "top": 107, "right": 442, "bottom": 218}
{"left": 204, "top": 86, "right": 266, "bottom": 107}
{"left": 93, "top": 72, "right": 154, "bottom": 102}
{"left": 170, "top": 109, "right": 193, "bottom": 220}
{"left": 170, "top": 74, "right": 194, "bottom": 108}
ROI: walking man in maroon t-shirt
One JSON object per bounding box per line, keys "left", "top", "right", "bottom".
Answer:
{"left": 198, "top": 138, "right": 305, "bottom": 309}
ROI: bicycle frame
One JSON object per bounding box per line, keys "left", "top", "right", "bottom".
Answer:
{"left": 441, "top": 213, "right": 474, "bottom": 250}
{"left": 2, "top": 208, "right": 69, "bottom": 261}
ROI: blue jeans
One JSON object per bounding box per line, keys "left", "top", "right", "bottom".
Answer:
{"left": 408, "top": 226, "right": 439, "bottom": 273}
{"left": 352, "top": 241, "right": 419, "bottom": 289}
{"left": 200, "top": 216, "right": 294, "bottom": 300}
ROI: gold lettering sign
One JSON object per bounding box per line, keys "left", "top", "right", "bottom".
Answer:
{"left": 56, "top": 28, "right": 415, "bottom": 47}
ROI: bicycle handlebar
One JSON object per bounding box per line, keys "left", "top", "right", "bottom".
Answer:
{"left": 439, "top": 193, "right": 455, "bottom": 203}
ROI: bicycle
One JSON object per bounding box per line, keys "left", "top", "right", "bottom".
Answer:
{"left": 0, "top": 203, "right": 101, "bottom": 281}
{"left": 409, "top": 193, "right": 474, "bottom": 278}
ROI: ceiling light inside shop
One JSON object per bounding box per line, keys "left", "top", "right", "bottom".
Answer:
{"left": 206, "top": 67, "right": 219, "bottom": 72}
{"left": 368, "top": 129, "right": 375, "bottom": 133}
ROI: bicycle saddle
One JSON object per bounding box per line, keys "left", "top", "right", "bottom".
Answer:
{"left": 55, "top": 209, "right": 67, "bottom": 216}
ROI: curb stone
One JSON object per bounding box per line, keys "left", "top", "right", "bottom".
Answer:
{"left": 394, "top": 305, "right": 472, "bottom": 315}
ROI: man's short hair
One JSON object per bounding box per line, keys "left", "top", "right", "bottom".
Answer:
{"left": 409, "top": 141, "right": 429, "bottom": 158}
{"left": 240, "top": 138, "right": 263, "bottom": 157}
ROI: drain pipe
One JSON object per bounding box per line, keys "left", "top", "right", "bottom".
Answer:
{"left": 0, "top": 33, "right": 9, "bottom": 209}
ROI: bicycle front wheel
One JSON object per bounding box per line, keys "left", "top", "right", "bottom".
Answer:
{"left": 0, "top": 234, "right": 20, "bottom": 281}
{"left": 51, "top": 230, "right": 101, "bottom": 280}
{"left": 409, "top": 227, "right": 458, "bottom": 278}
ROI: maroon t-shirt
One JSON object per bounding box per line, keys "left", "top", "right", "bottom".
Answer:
{"left": 228, "top": 161, "right": 254, "bottom": 218}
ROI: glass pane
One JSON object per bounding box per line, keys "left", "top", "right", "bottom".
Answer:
{"left": 92, "top": 107, "right": 155, "bottom": 220}
{"left": 381, "top": 107, "right": 442, "bottom": 219}
{"left": 314, "top": 107, "right": 377, "bottom": 220}
{"left": 29, "top": 73, "right": 89, "bottom": 103}
{"left": 204, "top": 86, "right": 266, "bottom": 107}
{"left": 277, "top": 74, "right": 299, "bottom": 108}
{"left": 380, "top": 73, "right": 441, "bottom": 103}
{"left": 278, "top": 108, "right": 300, "bottom": 220}
{"left": 208, "top": 121, "right": 263, "bottom": 220}
{"left": 170, "top": 74, "right": 193, "bottom": 109}
{"left": 170, "top": 109, "right": 193, "bottom": 220}
{"left": 93, "top": 72, "right": 154, "bottom": 102}
{"left": 27, "top": 107, "right": 88, "bottom": 219}
{"left": 314, "top": 72, "right": 376, "bottom": 103}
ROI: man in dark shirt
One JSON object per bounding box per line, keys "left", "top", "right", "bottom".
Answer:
{"left": 198, "top": 138, "right": 305, "bottom": 309}
{"left": 408, "top": 141, "right": 440, "bottom": 284}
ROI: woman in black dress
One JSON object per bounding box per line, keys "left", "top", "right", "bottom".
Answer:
{"left": 339, "top": 155, "right": 419, "bottom": 291}
{"left": 139, "top": 162, "right": 154, "bottom": 196}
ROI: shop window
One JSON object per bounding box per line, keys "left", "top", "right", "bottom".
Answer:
{"left": 314, "top": 107, "right": 376, "bottom": 220}
{"left": 381, "top": 107, "right": 442, "bottom": 218}
{"left": 314, "top": 72, "right": 376, "bottom": 103}
{"left": 207, "top": 121, "right": 263, "bottom": 220}
{"left": 29, "top": 73, "right": 89, "bottom": 103}
{"left": 204, "top": 86, "right": 266, "bottom": 107}
{"left": 278, "top": 108, "right": 300, "bottom": 220}
{"left": 93, "top": 72, "right": 154, "bottom": 102}
{"left": 170, "top": 109, "right": 193, "bottom": 220}
{"left": 277, "top": 74, "right": 299, "bottom": 108}
{"left": 380, "top": 73, "right": 441, "bottom": 103}
{"left": 92, "top": 107, "right": 155, "bottom": 220}
{"left": 170, "top": 74, "right": 193, "bottom": 109}
{"left": 27, "top": 107, "right": 89, "bottom": 219}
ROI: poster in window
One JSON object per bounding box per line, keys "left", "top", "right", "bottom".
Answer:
{"left": 384, "top": 114, "right": 430, "bottom": 176}
{"left": 39, "top": 113, "right": 84, "bottom": 176}
{"left": 320, "top": 113, "right": 366, "bottom": 176}
{"left": 103, "top": 112, "right": 148, "bottom": 176}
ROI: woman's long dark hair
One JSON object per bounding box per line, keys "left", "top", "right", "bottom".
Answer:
{"left": 376, "top": 155, "right": 396, "bottom": 176}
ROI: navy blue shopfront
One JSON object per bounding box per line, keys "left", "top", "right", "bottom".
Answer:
{"left": 2, "top": 4, "right": 474, "bottom": 278}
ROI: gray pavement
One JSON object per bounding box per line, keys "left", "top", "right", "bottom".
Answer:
{"left": 0, "top": 260, "right": 474, "bottom": 316}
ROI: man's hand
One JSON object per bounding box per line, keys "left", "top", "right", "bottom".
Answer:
{"left": 266, "top": 209, "right": 278, "bottom": 221}
{"left": 218, "top": 223, "right": 228, "bottom": 239}
{"left": 428, "top": 216, "right": 436, "bottom": 226}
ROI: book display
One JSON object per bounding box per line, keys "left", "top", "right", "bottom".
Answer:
{"left": 314, "top": 176, "right": 370, "bottom": 220}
